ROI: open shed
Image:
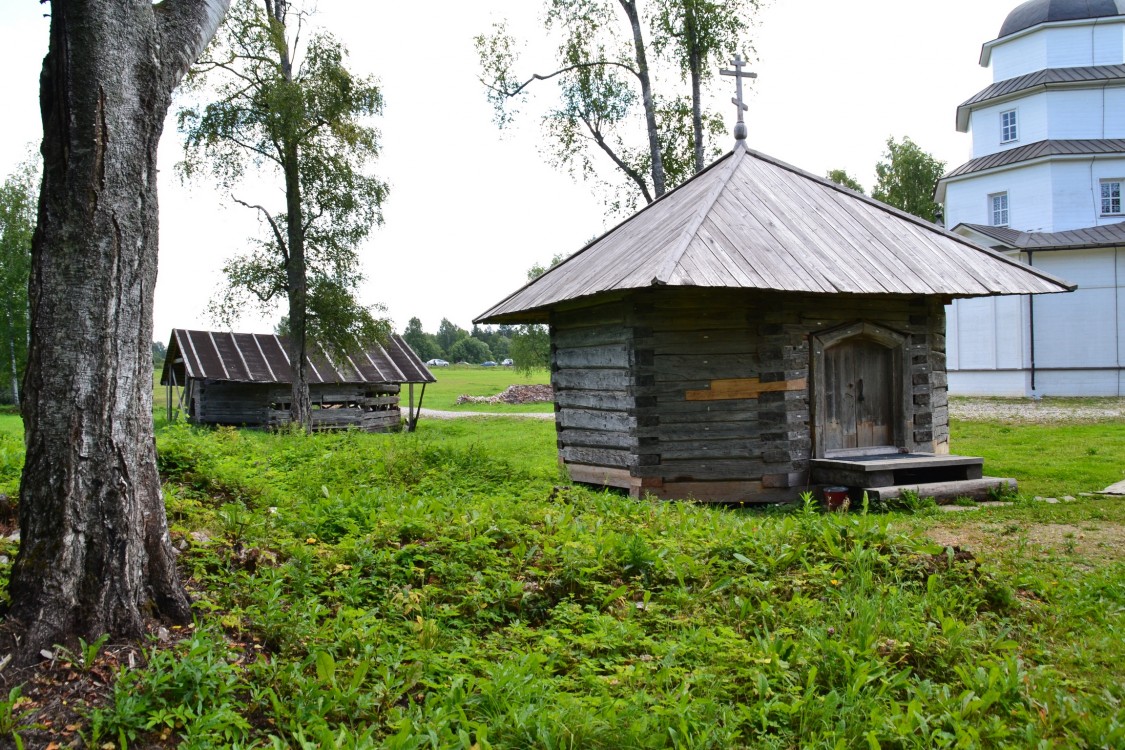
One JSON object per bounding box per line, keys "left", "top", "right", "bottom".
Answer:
{"left": 476, "top": 142, "right": 1075, "bottom": 503}
{"left": 160, "top": 329, "right": 435, "bottom": 432}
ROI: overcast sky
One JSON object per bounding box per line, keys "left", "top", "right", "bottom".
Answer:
{"left": 0, "top": 0, "right": 1018, "bottom": 339}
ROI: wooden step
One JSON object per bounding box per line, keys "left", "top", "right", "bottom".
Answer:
{"left": 861, "top": 477, "right": 1017, "bottom": 504}
{"left": 810, "top": 453, "right": 984, "bottom": 488}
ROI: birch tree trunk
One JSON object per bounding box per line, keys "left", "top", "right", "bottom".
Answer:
{"left": 5, "top": 303, "right": 17, "bottom": 407}
{"left": 4, "top": 0, "right": 228, "bottom": 665}
{"left": 618, "top": 0, "right": 666, "bottom": 198}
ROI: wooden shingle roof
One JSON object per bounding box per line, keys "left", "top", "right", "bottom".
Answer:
{"left": 476, "top": 144, "right": 1074, "bottom": 324}
{"left": 159, "top": 329, "right": 435, "bottom": 386}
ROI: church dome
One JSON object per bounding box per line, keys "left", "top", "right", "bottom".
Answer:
{"left": 999, "top": 0, "right": 1125, "bottom": 38}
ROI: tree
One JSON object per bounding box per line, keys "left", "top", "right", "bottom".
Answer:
{"left": 0, "top": 157, "right": 38, "bottom": 406}
{"left": 180, "top": 0, "right": 389, "bottom": 431}
{"left": 5, "top": 0, "right": 229, "bottom": 666}
{"left": 826, "top": 169, "right": 865, "bottom": 194}
{"left": 872, "top": 137, "right": 945, "bottom": 223}
{"left": 652, "top": 0, "right": 757, "bottom": 173}
{"left": 435, "top": 318, "right": 469, "bottom": 356}
{"left": 477, "top": 0, "right": 758, "bottom": 211}
{"left": 152, "top": 340, "right": 168, "bottom": 368}
{"left": 510, "top": 325, "right": 552, "bottom": 374}
{"left": 448, "top": 337, "right": 492, "bottom": 364}
{"left": 402, "top": 317, "right": 442, "bottom": 361}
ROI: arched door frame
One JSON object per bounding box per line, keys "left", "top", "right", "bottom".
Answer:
{"left": 809, "top": 321, "right": 910, "bottom": 458}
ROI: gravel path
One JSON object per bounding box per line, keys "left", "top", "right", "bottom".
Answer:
{"left": 416, "top": 408, "right": 555, "bottom": 420}
{"left": 417, "top": 399, "right": 1125, "bottom": 424}
{"left": 949, "top": 398, "right": 1125, "bottom": 423}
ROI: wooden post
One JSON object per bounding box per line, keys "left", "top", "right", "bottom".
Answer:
{"left": 407, "top": 383, "right": 414, "bottom": 432}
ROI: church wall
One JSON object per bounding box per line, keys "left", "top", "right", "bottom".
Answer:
{"left": 1046, "top": 88, "right": 1115, "bottom": 139}
{"left": 1032, "top": 248, "right": 1120, "bottom": 369}
{"left": 991, "top": 30, "right": 1050, "bottom": 80}
{"left": 1050, "top": 157, "right": 1125, "bottom": 230}
{"left": 991, "top": 23, "right": 1125, "bottom": 81}
{"left": 971, "top": 94, "right": 1048, "bottom": 158}
{"left": 944, "top": 162, "right": 1053, "bottom": 231}
{"left": 946, "top": 294, "right": 1028, "bottom": 374}
{"left": 947, "top": 248, "right": 1124, "bottom": 397}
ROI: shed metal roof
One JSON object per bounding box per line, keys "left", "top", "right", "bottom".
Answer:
{"left": 476, "top": 144, "right": 1074, "bottom": 324}
{"left": 160, "top": 329, "right": 435, "bottom": 386}
{"left": 954, "top": 220, "right": 1125, "bottom": 250}
{"left": 956, "top": 65, "right": 1125, "bottom": 131}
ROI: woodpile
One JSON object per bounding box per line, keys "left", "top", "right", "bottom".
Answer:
{"left": 456, "top": 384, "right": 554, "bottom": 405}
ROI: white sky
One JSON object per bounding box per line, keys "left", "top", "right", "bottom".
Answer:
{"left": 0, "top": 0, "right": 1017, "bottom": 338}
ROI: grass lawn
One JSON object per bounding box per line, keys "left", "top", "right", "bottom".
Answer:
{"left": 0, "top": 401, "right": 1122, "bottom": 747}
{"left": 419, "top": 364, "right": 552, "bottom": 412}
{"left": 952, "top": 419, "right": 1125, "bottom": 497}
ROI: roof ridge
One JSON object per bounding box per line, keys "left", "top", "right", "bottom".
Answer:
{"left": 652, "top": 143, "right": 746, "bottom": 285}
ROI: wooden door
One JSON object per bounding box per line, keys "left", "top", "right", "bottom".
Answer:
{"left": 822, "top": 338, "right": 895, "bottom": 454}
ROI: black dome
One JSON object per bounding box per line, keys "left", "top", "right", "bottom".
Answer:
{"left": 999, "top": 0, "right": 1125, "bottom": 37}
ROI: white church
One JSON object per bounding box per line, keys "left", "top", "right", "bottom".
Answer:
{"left": 939, "top": 0, "right": 1125, "bottom": 396}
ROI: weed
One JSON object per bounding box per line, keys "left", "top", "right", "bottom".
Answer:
{"left": 0, "top": 685, "right": 38, "bottom": 749}
{"left": 54, "top": 633, "right": 110, "bottom": 673}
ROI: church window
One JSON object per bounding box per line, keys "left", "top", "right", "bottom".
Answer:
{"left": 1100, "top": 180, "right": 1123, "bottom": 215}
{"left": 989, "top": 192, "right": 1009, "bottom": 226}
{"left": 1000, "top": 110, "right": 1018, "bottom": 143}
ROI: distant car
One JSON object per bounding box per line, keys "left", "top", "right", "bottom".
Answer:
{"left": 481, "top": 361, "right": 498, "bottom": 367}
{"left": 426, "top": 358, "right": 449, "bottom": 367}
{"left": 501, "top": 358, "right": 513, "bottom": 366}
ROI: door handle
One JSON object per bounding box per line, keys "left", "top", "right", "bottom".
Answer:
{"left": 856, "top": 378, "right": 865, "bottom": 403}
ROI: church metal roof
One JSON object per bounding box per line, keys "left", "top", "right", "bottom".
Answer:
{"left": 998, "top": 0, "right": 1125, "bottom": 38}
{"left": 955, "top": 220, "right": 1125, "bottom": 250}
{"left": 938, "top": 139, "right": 1125, "bottom": 199}
{"left": 476, "top": 145, "right": 1074, "bottom": 325}
{"left": 160, "top": 329, "right": 435, "bottom": 386}
{"left": 955, "top": 64, "right": 1125, "bottom": 131}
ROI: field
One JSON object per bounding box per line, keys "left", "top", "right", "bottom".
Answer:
{"left": 0, "top": 399, "right": 1121, "bottom": 748}
{"left": 412, "top": 366, "right": 552, "bottom": 413}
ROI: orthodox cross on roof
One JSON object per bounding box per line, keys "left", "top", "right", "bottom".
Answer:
{"left": 720, "top": 53, "right": 756, "bottom": 142}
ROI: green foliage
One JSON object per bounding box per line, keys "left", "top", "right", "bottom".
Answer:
{"left": 447, "top": 336, "right": 492, "bottom": 364}
{"left": 435, "top": 318, "right": 469, "bottom": 356}
{"left": 527, "top": 252, "right": 569, "bottom": 282}
{"left": 510, "top": 325, "right": 551, "bottom": 375}
{"left": 402, "top": 317, "right": 442, "bottom": 361}
{"left": 179, "top": 0, "right": 389, "bottom": 376}
{"left": 0, "top": 685, "right": 38, "bottom": 749}
{"left": 7, "top": 405, "right": 1125, "bottom": 745}
{"left": 0, "top": 154, "right": 38, "bottom": 406}
{"left": 54, "top": 633, "right": 111, "bottom": 674}
{"left": 80, "top": 419, "right": 1125, "bottom": 746}
{"left": 826, "top": 168, "right": 865, "bottom": 194}
{"left": 872, "top": 136, "right": 945, "bottom": 223}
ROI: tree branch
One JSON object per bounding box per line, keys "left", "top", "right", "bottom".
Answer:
{"left": 486, "top": 60, "right": 639, "bottom": 99}
{"left": 154, "top": 0, "right": 232, "bottom": 90}
{"left": 579, "top": 114, "right": 652, "bottom": 204}
{"left": 232, "top": 196, "right": 289, "bottom": 262}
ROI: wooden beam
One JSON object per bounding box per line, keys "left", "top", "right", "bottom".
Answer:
{"left": 685, "top": 377, "right": 807, "bottom": 401}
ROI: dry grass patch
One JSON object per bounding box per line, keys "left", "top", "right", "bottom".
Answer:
{"left": 927, "top": 519, "right": 1125, "bottom": 566}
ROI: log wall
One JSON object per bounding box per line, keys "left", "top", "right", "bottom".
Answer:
{"left": 551, "top": 288, "right": 949, "bottom": 502}
{"left": 185, "top": 380, "right": 403, "bottom": 432}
